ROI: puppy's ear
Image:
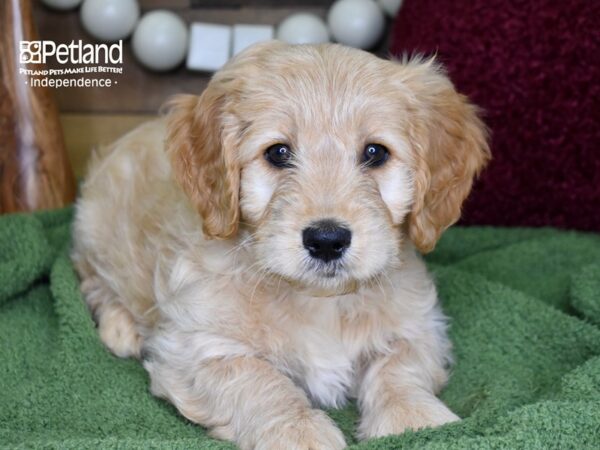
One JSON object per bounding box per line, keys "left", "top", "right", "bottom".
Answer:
{"left": 164, "top": 41, "right": 288, "bottom": 239}
{"left": 165, "top": 88, "right": 239, "bottom": 239}
{"left": 398, "top": 58, "right": 490, "bottom": 253}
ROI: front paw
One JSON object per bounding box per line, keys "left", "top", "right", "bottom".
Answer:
{"left": 359, "top": 397, "right": 459, "bottom": 439}
{"left": 256, "top": 409, "right": 346, "bottom": 450}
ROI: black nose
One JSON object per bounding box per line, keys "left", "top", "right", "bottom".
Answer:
{"left": 302, "top": 220, "right": 352, "bottom": 263}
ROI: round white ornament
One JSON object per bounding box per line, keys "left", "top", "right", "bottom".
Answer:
{"left": 40, "top": 0, "right": 83, "bottom": 10}
{"left": 132, "top": 11, "right": 188, "bottom": 72}
{"left": 276, "top": 13, "right": 330, "bottom": 45}
{"left": 377, "top": 0, "right": 404, "bottom": 17}
{"left": 328, "top": 0, "right": 385, "bottom": 49}
{"left": 80, "top": 0, "right": 140, "bottom": 42}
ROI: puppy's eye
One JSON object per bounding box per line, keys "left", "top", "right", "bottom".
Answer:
{"left": 265, "top": 144, "right": 293, "bottom": 168}
{"left": 362, "top": 144, "right": 389, "bottom": 168}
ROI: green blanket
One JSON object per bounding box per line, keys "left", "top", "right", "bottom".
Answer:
{"left": 1, "top": 208, "right": 600, "bottom": 449}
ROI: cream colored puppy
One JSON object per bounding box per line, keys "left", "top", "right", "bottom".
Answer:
{"left": 72, "top": 42, "right": 489, "bottom": 450}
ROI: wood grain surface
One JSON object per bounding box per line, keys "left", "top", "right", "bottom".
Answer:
{"left": 0, "top": 0, "right": 76, "bottom": 213}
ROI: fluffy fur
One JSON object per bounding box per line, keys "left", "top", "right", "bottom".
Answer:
{"left": 72, "top": 42, "right": 490, "bottom": 450}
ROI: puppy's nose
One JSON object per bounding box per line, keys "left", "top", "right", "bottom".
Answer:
{"left": 302, "top": 220, "right": 352, "bottom": 263}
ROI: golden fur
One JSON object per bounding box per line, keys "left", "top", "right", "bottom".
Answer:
{"left": 72, "top": 42, "right": 490, "bottom": 450}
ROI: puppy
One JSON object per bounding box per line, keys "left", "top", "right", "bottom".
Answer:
{"left": 72, "top": 42, "right": 489, "bottom": 450}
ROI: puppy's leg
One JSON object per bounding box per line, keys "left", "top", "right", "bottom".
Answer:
{"left": 80, "top": 275, "right": 142, "bottom": 359}
{"left": 357, "top": 340, "right": 459, "bottom": 439}
{"left": 145, "top": 351, "right": 346, "bottom": 450}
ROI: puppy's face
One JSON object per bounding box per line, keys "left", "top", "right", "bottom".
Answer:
{"left": 235, "top": 61, "right": 413, "bottom": 290}
{"left": 167, "top": 43, "right": 489, "bottom": 292}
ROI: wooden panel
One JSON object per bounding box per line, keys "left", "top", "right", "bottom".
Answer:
{"left": 190, "top": 0, "right": 334, "bottom": 7}
{"left": 141, "top": 1, "right": 334, "bottom": 7}
{"left": 184, "top": 7, "right": 328, "bottom": 25}
{"left": 140, "top": 0, "right": 191, "bottom": 8}
{"left": 60, "top": 113, "right": 156, "bottom": 177}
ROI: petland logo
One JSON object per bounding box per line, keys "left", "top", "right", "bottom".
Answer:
{"left": 19, "top": 40, "right": 123, "bottom": 88}
{"left": 20, "top": 40, "right": 123, "bottom": 65}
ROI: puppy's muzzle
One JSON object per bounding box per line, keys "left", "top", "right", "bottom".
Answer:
{"left": 302, "top": 220, "right": 352, "bottom": 263}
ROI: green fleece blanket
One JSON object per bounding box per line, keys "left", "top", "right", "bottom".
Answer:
{"left": 1, "top": 207, "right": 600, "bottom": 449}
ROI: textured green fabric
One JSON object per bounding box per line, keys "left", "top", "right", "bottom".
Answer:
{"left": 1, "top": 208, "right": 600, "bottom": 449}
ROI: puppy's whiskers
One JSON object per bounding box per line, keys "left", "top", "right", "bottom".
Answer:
{"left": 243, "top": 259, "right": 271, "bottom": 282}
{"left": 248, "top": 261, "right": 277, "bottom": 306}
{"left": 224, "top": 230, "right": 259, "bottom": 258}
{"left": 373, "top": 273, "right": 388, "bottom": 302}
{"left": 380, "top": 270, "right": 397, "bottom": 298}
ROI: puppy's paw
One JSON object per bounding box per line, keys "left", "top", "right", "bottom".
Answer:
{"left": 97, "top": 303, "right": 142, "bottom": 359}
{"left": 359, "top": 397, "right": 459, "bottom": 439}
{"left": 256, "top": 409, "right": 346, "bottom": 450}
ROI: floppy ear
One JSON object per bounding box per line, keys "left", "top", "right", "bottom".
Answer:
{"left": 164, "top": 41, "right": 289, "bottom": 239}
{"left": 165, "top": 87, "right": 240, "bottom": 239}
{"left": 399, "top": 58, "right": 491, "bottom": 253}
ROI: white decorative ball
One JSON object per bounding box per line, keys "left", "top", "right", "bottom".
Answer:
{"left": 132, "top": 11, "right": 188, "bottom": 72}
{"left": 276, "top": 13, "right": 330, "bottom": 45}
{"left": 80, "top": 0, "right": 139, "bottom": 42}
{"left": 40, "top": 0, "right": 83, "bottom": 10}
{"left": 377, "top": 0, "right": 404, "bottom": 17}
{"left": 328, "top": 0, "right": 385, "bottom": 49}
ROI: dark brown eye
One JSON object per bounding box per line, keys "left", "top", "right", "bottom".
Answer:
{"left": 265, "top": 144, "right": 293, "bottom": 168}
{"left": 362, "top": 143, "right": 389, "bottom": 168}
